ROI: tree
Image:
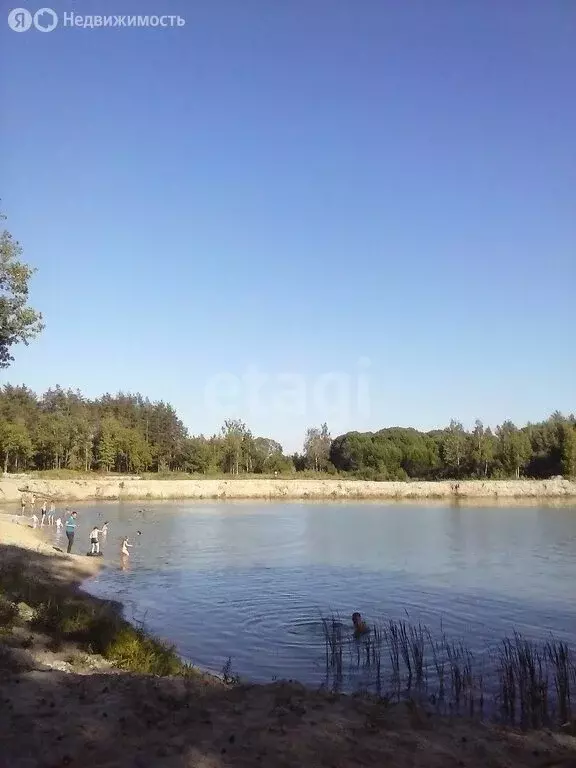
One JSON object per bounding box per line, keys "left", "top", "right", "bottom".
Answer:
{"left": 441, "top": 420, "right": 467, "bottom": 476}
{"left": 471, "top": 419, "right": 496, "bottom": 477}
{"left": 263, "top": 451, "right": 294, "bottom": 474}
{"left": 496, "top": 421, "right": 532, "bottom": 478}
{"left": 0, "top": 212, "right": 44, "bottom": 367}
{"left": 183, "top": 437, "right": 213, "bottom": 474}
{"left": 34, "top": 412, "right": 69, "bottom": 470}
{"left": 560, "top": 424, "right": 576, "bottom": 478}
{"left": 117, "top": 427, "right": 152, "bottom": 473}
{"left": 304, "top": 423, "right": 331, "bottom": 472}
{"left": 97, "top": 418, "right": 118, "bottom": 471}
{"left": 0, "top": 419, "right": 32, "bottom": 473}
{"left": 221, "top": 419, "right": 250, "bottom": 475}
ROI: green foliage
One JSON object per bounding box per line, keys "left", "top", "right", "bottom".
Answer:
{"left": 0, "top": 378, "right": 572, "bottom": 481}
{"left": 0, "top": 418, "right": 33, "bottom": 473}
{"left": 304, "top": 422, "right": 332, "bottom": 471}
{"left": 221, "top": 418, "right": 251, "bottom": 474}
{"left": 470, "top": 420, "right": 496, "bottom": 477}
{"left": 560, "top": 423, "right": 576, "bottom": 477}
{"left": 0, "top": 384, "right": 295, "bottom": 476}
{"left": 331, "top": 413, "right": 575, "bottom": 481}
{"left": 441, "top": 420, "right": 467, "bottom": 475}
{"left": 105, "top": 625, "right": 186, "bottom": 675}
{"left": 0, "top": 211, "right": 44, "bottom": 368}
{"left": 330, "top": 428, "right": 438, "bottom": 480}
{"left": 496, "top": 421, "right": 532, "bottom": 479}
{"left": 32, "top": 596, "right": 190, "bottom": 676}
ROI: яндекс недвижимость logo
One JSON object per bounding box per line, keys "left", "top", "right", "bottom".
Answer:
{"left": 7, "top": 8, "right": 186, "bottom": 30}
{"left": 8, "top": 7, "right": 58, "bottom": 31}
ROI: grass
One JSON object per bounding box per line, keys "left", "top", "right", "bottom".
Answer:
{"left": 0, "top": 556, "right": 196, "bottom": 678}
{"left": 31, "top": 597, "right": 195, "bottom": 676}
{"left": 22, "top": 469, "right": 349, "bottom": 481}
{"left": 321, "top": 614, "right": 575, "bottom": 730}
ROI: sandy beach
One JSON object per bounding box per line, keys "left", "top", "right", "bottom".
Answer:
{"left": 1, "top": 475, "right": 576, "bottom": 504}
{"left": 1, "top": 515, "right": 576, "bottom": 767}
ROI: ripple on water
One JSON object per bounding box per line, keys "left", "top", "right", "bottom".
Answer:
{"left": 80, "top": 500, "right": 576, "bottom": 687}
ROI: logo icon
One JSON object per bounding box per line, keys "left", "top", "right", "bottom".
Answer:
{"left": 33, "top": 7, "right": 57, "bottom": 31}
{"left": 8, "top": 8, "right": 33, "bottom": 31}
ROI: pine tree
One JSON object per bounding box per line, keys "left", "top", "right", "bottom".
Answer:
{"left": 97, "top": 422, "right": 117, "bottom": 471}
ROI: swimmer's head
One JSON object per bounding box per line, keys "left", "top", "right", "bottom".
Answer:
{"left": 352, "top": 612, "right": 362, "bottom": 627}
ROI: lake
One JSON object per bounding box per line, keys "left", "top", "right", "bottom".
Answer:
{"left": 39, "top": 500, "right": 576, "bottom": 687}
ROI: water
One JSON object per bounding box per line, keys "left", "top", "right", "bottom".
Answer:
{"left": 39, "top": 500, "right": 576, "bottom": 686}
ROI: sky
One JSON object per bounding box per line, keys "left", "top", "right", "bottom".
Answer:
{"left": 1, "top": 0, "right": 575, "bottom": 452}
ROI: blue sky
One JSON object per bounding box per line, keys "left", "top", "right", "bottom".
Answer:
{"left": 1, "top": 0, "right": 574, "bottom": 452}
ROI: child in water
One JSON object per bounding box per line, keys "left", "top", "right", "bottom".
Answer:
{"left": 120, "top": 536, "right": 132, "bottom": 570}
{"left": 352, "top": 612, "right": 369, "bottom": 636}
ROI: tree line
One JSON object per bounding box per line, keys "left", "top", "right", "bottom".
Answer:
{"left": 0, "top": 385, "right": 574, "bottom": 479}
{"left": 328, "top": 417, "right": 576, "bottom": 481}
{"left": 0, "top": 386, "right": 296, "bottom": 475}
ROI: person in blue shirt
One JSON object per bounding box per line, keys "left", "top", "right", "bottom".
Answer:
{"left": 65, "top": 511, "right": 78, "bottom": 554}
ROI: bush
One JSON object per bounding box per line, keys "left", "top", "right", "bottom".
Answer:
{"left": 32, "top": 596, "right": 192, "bottom": 676}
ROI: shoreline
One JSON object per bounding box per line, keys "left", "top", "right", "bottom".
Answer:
{"left": 1, "top": 475, "right": 576, "bottom": 503}
{"left": 1, "top": 516, "right": 576, "bottom": 766}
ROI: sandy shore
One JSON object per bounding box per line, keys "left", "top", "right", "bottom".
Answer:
{"left": 1, "top": 475, "right": 576, "bottom": 504}
{"left": 0, "top": 513, "right": 102, "bottom": 581}
{"left": 1, "top": 516, "right": 576, "bottom": 767}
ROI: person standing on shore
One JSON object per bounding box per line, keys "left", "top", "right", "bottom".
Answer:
{"left": 65, "top": 511, "right": 78, "bottom": 554}
{"left": 20, "top": 496, "right": 26, "bottom": 515}
{"left": 89, "top": 525, "right": 104, "bottom": 555}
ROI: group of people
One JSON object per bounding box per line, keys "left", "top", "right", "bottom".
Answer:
{"left": 64, "top": 510, "right": 131, "bottom": 562}
{"left": 24, "top": 496, "right": 135, "bottom": 565}
{"left": 30, "top": 501, "right": 59, "bottom": 529}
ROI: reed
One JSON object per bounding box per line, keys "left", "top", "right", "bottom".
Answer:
{"left": 546, "top": 639, "right": 573, "bottom": 725}
{"left": 321, "top": 613, "right": 344, "bottom": 688}
{"left": 320, "top": 614, "right": 574, "bottom": 731}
